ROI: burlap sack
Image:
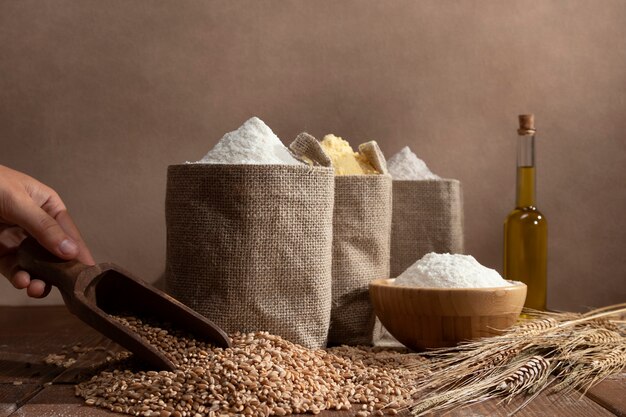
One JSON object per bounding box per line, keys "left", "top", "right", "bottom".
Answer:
{"left": 390, "top": 179, "right": 465, "bottom": 278}
{"left": 165, "top": 149, "right": 334, "bottom": 349}
{"left": 326, "top": 142, "right": 392, "bottom": 346}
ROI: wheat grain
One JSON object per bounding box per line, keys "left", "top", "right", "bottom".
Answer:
{"left": 76, "top": 315, "right": 429, "bottom": 417}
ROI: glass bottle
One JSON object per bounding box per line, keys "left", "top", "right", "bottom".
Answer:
{"left": 503, "top": 114, "right": 548, "bottom": 310}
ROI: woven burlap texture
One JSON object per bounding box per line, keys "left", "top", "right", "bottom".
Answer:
{"left": 289, "top": 132, "right": 332, "bottom": 167}
{"left": 390, "top": 179, "right": 465, "bottom": 278}
{"left": 358, "top": 142, "right": 389, "bottom": 175}
{"left": 165, "top": 164, "right": 334, "bottom": 349}
{"left": 327, "top": 174, "right": 392, "bottom": 346}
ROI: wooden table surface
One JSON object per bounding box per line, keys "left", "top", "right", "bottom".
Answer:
{"left": 0, "top": 306, "right": 624, "bottom": 417}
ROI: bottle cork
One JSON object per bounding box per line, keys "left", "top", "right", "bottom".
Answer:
{"left": 518, "top": 114, "right": 536, "bottom": 135}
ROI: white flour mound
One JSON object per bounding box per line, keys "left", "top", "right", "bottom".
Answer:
{"left": 394, "top": 253, "right": 512, "bottom": 288}
{"left": 191, "top": 117, "right": 301, "bottom": 165}
{"left": 387, "top": 146, "right": 440, "bottom": 180}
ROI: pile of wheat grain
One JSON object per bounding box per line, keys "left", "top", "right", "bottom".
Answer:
{"left": 75, "top": 315, "right": 430, "bottom": 417}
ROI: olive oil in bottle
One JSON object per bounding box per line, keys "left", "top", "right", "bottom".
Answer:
{"left": 503, "top": 114, "right": 548, "bottom": 310}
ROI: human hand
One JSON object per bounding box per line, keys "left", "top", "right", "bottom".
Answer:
{"left": 0, "top": 165, "right": 94, "bottom": 297}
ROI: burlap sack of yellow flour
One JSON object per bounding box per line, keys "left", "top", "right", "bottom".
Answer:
{"left": 165, "top": 135, "right": 334, "bottom": 349}
{"left": 390, "top": 179, "right": 465, "bottom": 278}
{"left": 325, "top": 142, "right": 393, "bottom": 346}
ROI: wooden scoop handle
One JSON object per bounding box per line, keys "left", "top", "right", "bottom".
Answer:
{"left": 17, "top": 237, "right": 90, "bottom": 297}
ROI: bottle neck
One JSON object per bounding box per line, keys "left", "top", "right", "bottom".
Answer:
{"left": 516, "top": 133, "right": 536, "bottom": 208}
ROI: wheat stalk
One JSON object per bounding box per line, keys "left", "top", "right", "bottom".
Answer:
{"left": 496, "top": 355, "right": 552, "bottom": 398}
{"left": 582, "top": 302, "right": 626, "bottom": 317}
{"left": 406, "top": 304, "right": 626, "bottom": 416}
{"left": 552, "top": 344, "right": 626, "bottom": 394}
{"left": 408, "top": 354, "right": 552, "bottom": 416}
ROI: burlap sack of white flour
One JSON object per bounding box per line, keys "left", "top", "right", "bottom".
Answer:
{"left": 390, "top": 179, "right": 465, "bottom": 278}
{"left": 165, "top": 134, "right": 334, "bottom": 349}
{"left": 325, "top": 142, "right": 393, "bottom": 346}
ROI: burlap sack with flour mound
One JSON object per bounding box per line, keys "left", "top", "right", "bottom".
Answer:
{"left": 390, "top": 179, "right": 465, "bottom": 278}
{"left": 325, "top": 142, "right": 393, "bottom": 346}
{"left": 165, "top": 137, "right": 334, "bottom": 349}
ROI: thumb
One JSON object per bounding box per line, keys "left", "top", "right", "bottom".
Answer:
{"left": 7, "top": 198, "right": 79, "bottom": 260}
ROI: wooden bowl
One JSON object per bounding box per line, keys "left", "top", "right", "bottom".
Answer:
{"left": 369, "top": 279, "right": 527, "bottom": 350}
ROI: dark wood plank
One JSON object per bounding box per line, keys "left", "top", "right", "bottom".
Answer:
{"left": 439, "top": 388, "right": 617, "bottom": 417}
{"left": 0, "top": 306, "right": 95, "bottom": 360}
{"left": 0, "top": 384, "right": 39, "bottom": 417}
{"left": 586, "top": 375, "right": 626, "bottom": 417}
{"left": 52, "top": 337, "right": 125, "bottom": 384}
{"left": 0, "top": 306, "right": 71, "bottom": 341}
{"left": 0, "top": 351, "right": 63, "bottom": 384}
{"left": 0, "top": 306, "right": 117, "bottom": 385}
{"left": 11, "top": 385, "right": 616, "bottom": 417}
{"left": 8, "top": 385, "right": 119, "bottom": 417}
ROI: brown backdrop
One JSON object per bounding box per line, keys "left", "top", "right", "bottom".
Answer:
{"left": 1, "top": 0, "right": 625, "bottom": 310}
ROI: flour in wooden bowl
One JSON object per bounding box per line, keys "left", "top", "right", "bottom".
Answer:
{"left": 394, "top": 253, "right": 513, "bottom": 288}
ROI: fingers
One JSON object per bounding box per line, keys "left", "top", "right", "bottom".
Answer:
{"left": 0, "top": 227, "right": 24, "bottom": 280}
{"left": 9, "top": 270, "right": 51, "bottom": 299}
{"left": 0, "top": 226, "right": 53, "bottom": 299}
{"left": 55, "top": 210, "right": 95, "bottom": 265}
{"left": 1, "top": 257, "right": 49, "bottom": 299}
{"left": 10, "top": 270, "right": 30, "bottom": 289}
{"left": 29, "top": 188, "right": 94, "bottom": 266}
{"left": 4, "top": 196, "right": 79, "bottom": 261}
{"left": 0, "top": 206, "right": 93, "bottom": 300}
{"left": 0, "top": 168, "right": 94, "bottom": 299}
{"left": 0, "top": 224, "right": 27, "bottom": 255}
{"left": 26, "top": 279, "right": 51, "bottom": 298}
{"left": 0, "top": 255, "right": 41, "bottom": 296}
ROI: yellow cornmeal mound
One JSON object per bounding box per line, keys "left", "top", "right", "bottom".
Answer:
{"left": 320, "top": 134, "right": 379, "bottom": 175}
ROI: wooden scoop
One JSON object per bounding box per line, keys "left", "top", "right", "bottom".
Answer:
{"left": 17, "top": 237, "right": 231, "bottom": 371}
